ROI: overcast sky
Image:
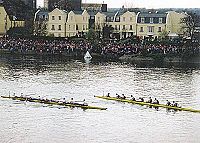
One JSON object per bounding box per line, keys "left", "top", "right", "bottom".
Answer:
{"left": 37, "top": 0, "right": 200, "bottom": 8}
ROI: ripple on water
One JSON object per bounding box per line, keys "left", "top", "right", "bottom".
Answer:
{"left": 0, "top": 60, "right": 200, "bottom": 143}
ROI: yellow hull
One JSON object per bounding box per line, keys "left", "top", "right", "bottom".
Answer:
{"left": 95, "top": 96, "right": 200, "bottom": 113}
{"left": 1, "top": 96, "right": 107, "bottom": 110}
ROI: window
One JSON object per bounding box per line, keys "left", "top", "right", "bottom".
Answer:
{"left": 69, "top": 25, "right": 71, "bottom": 30}
{"left": 141, "top": 17, "right": 145, "bottom": 23}
{"left": 116, "top": 17, "right": 120, "bottom": 22}
{"left": 148, "top": 26, "right": 154, "bottom": 32}
{"left": 130, "top": 17, "right": 132, "bottom": 21}
{"left": 115, "top": 25, "right": 118, "bottom": 30}
{"left": 123, "top": 25, "right": 125, "bottom": 30}
{"left": 150, "top": 18, "right": 153, "bottom": 23}
{"left": 140, "top": 27, "right": 143, "bottom": 32}
{"left": 111, "top": 17, "right": 113, "bottom": 21}
{"left": 159, "top": 18, "right": 162, "bottom": 24}
{"left": 58, "top": 25, "right": 61, "bottom": 30}
{"left": 123, "top": 17, "right": 125, "bottom": 21}
{"left": 59, "top": 16, "right": 61, "bottom": 20}
{"left": 98, "top": 17, "right": 100, "bottom": 21}
{"left": 83, "top": 25, "right": 85, "bottom": 30}
{"left": 51, "top": 25, "right": 55, "bottom": 30}
{"left": 83, "top": 17, "right": 85, "bottom": 21}
{"left": 52, "top": 16, "right": 55, "bottom": 20}
{"left": 158, "top": 27, "right": 162, "bottom": 32}
{"left": 71, "top": 16, "right": 73, "bottom": 21}
{"left": 119, "top": 25, "right": 120, "bottom": 30}
{"left": 130, "top": 25, "right": 132, "bottom": 30}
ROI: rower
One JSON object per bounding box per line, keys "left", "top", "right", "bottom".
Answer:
{"left": 82, "top": 99, "right": 88, "bottom": 106}
{"left": 13, "top": 93, "right": 16, "bottom": 97}
{"left": 116, "top": 93, "right": 120, "bottom": 98}
{"left": 166, "top": 100, "right": 171, "bottom": 106}
{"left": 121, "top": 94, "right": 126, "bottom": 99}
{"left": 138, "top": 97, "right": 144, "bottom": 102}
{"left": 130, "top": 95, "right": 136, "bottom": 101}
{"left": 172, "top": 101, "right": 178, "bottom": 107}
{"left": 69, "top": 98, "right": 74, "bottom": 104}
{"left": 61, "top": 98, "right": 66, "bottom": 103}
{"left": 146, "top": 97, "right": 152, "bottom": 103}
{"left": 20, "top": 93, "right": 24, "bottom": 98}
{"left": 106, "top": 93, "right": 110, "bottom": 97}
{"left": 152, "top": 98, "right": 159, "bottom": 104}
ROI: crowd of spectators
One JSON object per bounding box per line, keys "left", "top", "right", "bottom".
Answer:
{"left": 0, "top": 37, "right": 199, "bottom": 58}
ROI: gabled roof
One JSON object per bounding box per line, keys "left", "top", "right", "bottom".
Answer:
{"left": 102, "top": 11, "right": 117, "bottom": 17}
{"left": 50, "top": 8, "right": 68, "bottom": 15}
{"left": 73, "top": 10, "right": 84, "bottom": 15}
{"left": 138, "top": 12, "right": 167, "bottom": 18}
{"left": 87, "top": 11, "right": 98, "bottom": 16}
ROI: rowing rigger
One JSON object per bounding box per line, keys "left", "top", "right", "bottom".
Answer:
{"left": 1, "top": 96, "right": 107, "bottom": 110}
{"left": 95, "top": 96, "right": 200, "bottom": 113}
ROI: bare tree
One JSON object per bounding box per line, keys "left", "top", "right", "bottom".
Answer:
{"left": 181, "top": 12, "right": 200, "bottom": 47}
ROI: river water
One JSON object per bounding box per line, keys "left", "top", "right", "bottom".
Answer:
{"left": 0, "top": 56, "right": 200, "bottom": 143}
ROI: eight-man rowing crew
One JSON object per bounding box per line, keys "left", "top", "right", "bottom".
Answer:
{"left": 12, "top": 93, "right": 88, "bottom": 106}
{"left": 106, "top": 93, "right": 180, "bottom": 107}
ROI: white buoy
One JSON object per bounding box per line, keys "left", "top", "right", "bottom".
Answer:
{"left": 84, "top": 51, "right": 92, "bottom": 60}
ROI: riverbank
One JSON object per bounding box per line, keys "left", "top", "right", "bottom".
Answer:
{"left": 0, "top": 37, "right": 199, "bottom": 65}
{"left": 119, "top": 53, "right": 200, "bottom": 65}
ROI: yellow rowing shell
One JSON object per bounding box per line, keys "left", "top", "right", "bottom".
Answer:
{"left": 95, "top": 96, "right": 200, "bottom": 113}
{"left": 1, "top": 96, "right": 107, "bottom": 110}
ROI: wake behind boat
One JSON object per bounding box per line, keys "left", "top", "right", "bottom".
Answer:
{"left": 1, "top": 95, "right": 107, "bottom": 110}
{"left": 95, "top": 95, "right": 200, "bottom": 113}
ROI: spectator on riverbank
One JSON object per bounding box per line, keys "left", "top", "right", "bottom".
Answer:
{"left": 0, "top": 37, "right": 199, "bottom": 58}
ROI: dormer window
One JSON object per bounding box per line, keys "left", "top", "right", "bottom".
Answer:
{"left": 150, "top": 18, "right": 153, "bottom": 23}
{"left": 115, "top": 17, "right": 120, "bottom": 22}
{"left": 159, "top": 18, "right": 163, "bottom": 24}
{"left": 141, "top": 17, "right": 145, "bottom": 23}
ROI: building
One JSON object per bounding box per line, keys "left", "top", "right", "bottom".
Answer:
{"left": 47, "top": 7, "right": 186, "bottom": 39}
{"left": 44, "top": 0, "right": 82, "bottom": 11}
{"left": 34, "top": 9, "right": 49, "bottom": 36}
{"left": 95, "top": 10, "right": 137, "bottom": 39}
{"left": 137, "top": 12, "right": 167, "bottom": 39}
{"left": 95, "top": 10, "right": 186, "bottom": 39}
{"left": 166, "top": 11, "right": 186, "bottom": 38}
{"left": 0, "top": 5, "right": 25, "bottom": 36}
{"left": 2, "top": 0, "right": 35, "bottom": 30}
{"left": 48, "top": 8, "right": 89, "bottom": 37}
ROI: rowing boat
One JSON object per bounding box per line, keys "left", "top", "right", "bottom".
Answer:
{"left": 1, "top": 96, "right": 107, "bottom": 110}
{"left": 95, "top": 96, "right": 200, "bottom": 113}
